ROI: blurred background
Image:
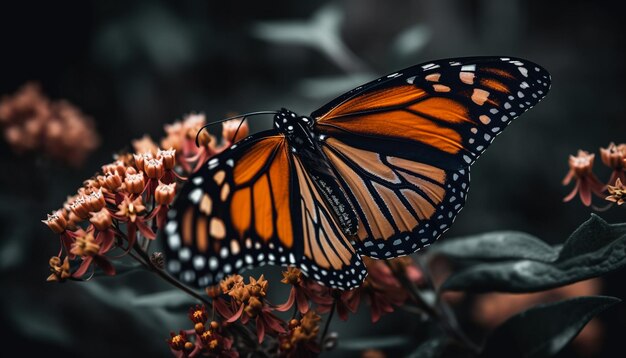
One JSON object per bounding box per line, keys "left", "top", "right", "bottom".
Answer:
{"left": 1, "top": 0, "right": 625, "bottom": 356}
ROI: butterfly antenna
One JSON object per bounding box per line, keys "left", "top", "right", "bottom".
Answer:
{"left": 195, "top": 110, "right": 278, "bottom": 148}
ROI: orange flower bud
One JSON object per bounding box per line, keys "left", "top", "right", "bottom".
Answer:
{"left": 157, "top": 148, "right": 176, "bottom": 170}
{"left": 42, "top": 211, "right": 67, "bottom": 234}
{"left": 126, "top": 166, "right": 137, "bottom": 175}
{"left": 124, "top": 172, "right": 145, "bottom": 194}
{"left": 568, "top": 150, "right": 595, "bottom": 178}
{"left": 89, "top": 208, "right": 112, "bottom": 230}
{"left": 102, "top": 160, "right": 126, "bottom": 177}
{"left": 155, "top": 181, "right": 176, "bottom": 206}
{"left": 85, "top": 189, "right": 106, "bottom": 212}
{"left": 83, "top": 178, "right": 101, "bottom": 189}
{"left": 144, "top": 157, "right": 164, "bottom": 179}
{"left": 134, "top": 152, "right": 153, "bottom": 172}
{"left": 133, "top": 153, "right": 145, "bottom": 171}
{"left": 69, "top": 196, "right": 90, "bottom": 219}
{"left": 600, "top": 142, "right": 625, "bottom": 169}
{"left": 194, "top": 322, "right": 205, "bottom": 334}
{"left": 104, "top": 172, "right": 123, "bottom": 191}
{"left": 210, "top": 321, "right": 219, "bottom": 330}
{"left": 222, "top": 118, "right": 249, "bottom": 143}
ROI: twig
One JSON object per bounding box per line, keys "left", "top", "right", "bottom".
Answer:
{"left": 132, "top": 241, "right": 212, "bottom": 307}
{"left": 415, "top": 257, "right": 481, "bottom": 353}
{"left": 321, "top": 297, "right": 336, "bottom": 346}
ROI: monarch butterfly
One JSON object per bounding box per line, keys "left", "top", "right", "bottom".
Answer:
{"left": 164, "top": 56, "right": 551, "bottom": 289}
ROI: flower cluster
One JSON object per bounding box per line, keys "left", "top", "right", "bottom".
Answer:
{"left": 563, "top": 142, "right": 626, "bottom": 207}
{"left": 167, "top": 305, "right": 238, "bottom": 358}
{"left": 0, "top": 82, "right": 100, "bottom": 166}
{"left": 176, "top": 257, "right": 423, "bottom": 357}
{"left": 43, "top": 113, "right": 248, "bottom": 281}
{"left": 40, "top": 108, "right": 431, "bottom": 357}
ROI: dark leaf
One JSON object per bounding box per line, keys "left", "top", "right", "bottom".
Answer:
{"left": 480, "top": 296, "right": 620, "bottom": 358}
{"left": 408, "top": 337, "right": 475, "bottom": 358}
{"left": 440, "top": 215, "right": 626, "bottom": 292}
{"left": 431, "top": 231, "right": 558, "bottom": 262}
{"left": 338, "top": 336, "right": 410, "bottom": 350}
{"left": 409, "top": 337, "right": 446, "bottom": 358}
{"left": 407, "top": 337, "right": 446, "bottom": 358}
{"left": 132, "top": 290, "right": 196, "bottom": 309}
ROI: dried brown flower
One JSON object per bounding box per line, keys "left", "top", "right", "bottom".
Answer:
{"left": 47, "top": 256, "right": 71, "bottom": 282}
{"left": 606, "top": 178, "right": 626, "bottom": 205}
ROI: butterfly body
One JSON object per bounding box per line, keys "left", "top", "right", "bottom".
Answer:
{"left": 165, "top": 57, "right": 551, "bottom": 289}
{"left": 274, "top": 108, "right": 359, "bottom": 236}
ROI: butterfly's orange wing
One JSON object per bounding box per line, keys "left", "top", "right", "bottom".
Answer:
{"left": 164, "top": 130, "right": 364, "bottom": 288}
{"left": 311, "top": 57, "right": 550, "bottom": 257}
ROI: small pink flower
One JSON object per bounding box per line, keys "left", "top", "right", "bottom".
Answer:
{"left": 562, "top": 150, "right": 606, "bottom": 206}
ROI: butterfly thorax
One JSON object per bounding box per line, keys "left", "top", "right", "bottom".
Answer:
{"left": 274, "top": 108, "right": 359, "bottom": 237}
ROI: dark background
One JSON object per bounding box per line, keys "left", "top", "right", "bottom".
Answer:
{"left": 1, "top": 0, "right": 625, "bottom": 357}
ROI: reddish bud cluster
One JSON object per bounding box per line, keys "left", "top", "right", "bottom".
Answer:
{"left": 563, "top": 142, "right": 626, "bottom": 206}
{"left": 42, "top": 113, "right": 245, "bottom": 282}
{"left": 0, "top": 83, "right": 100, "bottom": 166}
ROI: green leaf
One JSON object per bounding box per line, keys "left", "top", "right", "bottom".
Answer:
{"left": 480, "top": 296, "right": 620, "bottom": 358}
{"left": 431, "top": 231, "right": 558, "bottom": 262}
{"left": 439, "top": 215, "right": 626, "bottom": 293}
{"left": 407, "top": 337, "right": 475, "bottom": 358}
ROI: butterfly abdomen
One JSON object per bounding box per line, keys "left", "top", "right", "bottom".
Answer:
{"left": 274, "top": 109, "right": 359, "bottom": 236}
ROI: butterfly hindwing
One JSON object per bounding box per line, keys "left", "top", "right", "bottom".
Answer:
{"left": 321, "top": 138, "right": 470, "bottom": 258}
{"left": 291, "top": 154, "right": 366, "bottom": 289}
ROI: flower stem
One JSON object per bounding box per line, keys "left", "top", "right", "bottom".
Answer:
{"left": 414, "top": 257, "right": 481, "bottom": 354}
{"left": 132, "top": 241, "right": 212, "bottom": 307}
{"left": 321, "top": 297, "right": 336, "bottom": 346}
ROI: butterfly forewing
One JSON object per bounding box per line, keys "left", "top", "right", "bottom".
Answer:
{"left": 313, "top": 56, "right": 551, "bottom": 170}
{"left": 164, "top": 131, "right": 301, "bottom": 286}
{"left": 312, "top": 56, "right": 549, "bottom": 260}
{"left": 164, "top": 130, "right": 365, "bottom": 289}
